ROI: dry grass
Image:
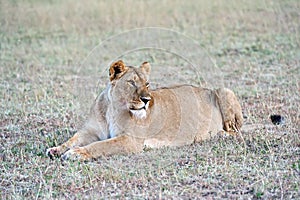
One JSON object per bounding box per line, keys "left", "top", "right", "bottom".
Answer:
{"left": 1, "top": 0, "right": 299, "bottom": 199}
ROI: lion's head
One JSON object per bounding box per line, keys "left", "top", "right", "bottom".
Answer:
{"left": 108, "top": 60, "right": 153, "bottom": 119}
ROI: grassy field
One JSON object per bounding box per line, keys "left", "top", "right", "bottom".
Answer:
{"left": 1, "top": 0, "right": 299, "bottom": 199}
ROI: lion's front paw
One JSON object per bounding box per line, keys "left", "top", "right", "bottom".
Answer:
{"left": 61, "top": 147, "right": 91, "bottom": 161}
{"left": 46, "top": 146, "right": 62, "bottom": 159}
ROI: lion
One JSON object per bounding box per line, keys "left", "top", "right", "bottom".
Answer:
{"left": 46, "top": 60, "right": 243, "bottom": 160}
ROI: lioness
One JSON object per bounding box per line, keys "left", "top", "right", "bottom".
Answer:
{"left": 46, "top": 60, "right": 243, "bottom": 160}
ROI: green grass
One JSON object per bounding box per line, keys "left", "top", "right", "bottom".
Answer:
{"left": 1, "top": 0, "right": 299, "bottom": 199}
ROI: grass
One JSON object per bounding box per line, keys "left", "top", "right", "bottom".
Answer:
{"left": 1, "top": 0, "right": 299, "bottom": 199}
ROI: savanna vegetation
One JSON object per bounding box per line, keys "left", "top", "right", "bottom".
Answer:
{"left": 1, "top": 0, "right": 299, "bottom": 199}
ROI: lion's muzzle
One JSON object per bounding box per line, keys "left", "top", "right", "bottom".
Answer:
{"left": 129, "top": 96, "right": 151, "bottom": 119}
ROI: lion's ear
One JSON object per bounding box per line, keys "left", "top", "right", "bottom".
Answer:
{"left": 140, "top": 62, "right": 151, "bottom": 75}
{"left": 109, "top": 60, "right": 128, "bottom": 81}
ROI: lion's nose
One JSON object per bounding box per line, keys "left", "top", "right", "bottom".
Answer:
{"left": 140, "top": 96, "right": 151, "bottom": 105}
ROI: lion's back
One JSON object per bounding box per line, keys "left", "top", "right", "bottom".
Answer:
{"left": 147, "top": 85, "right": 223, "bottom": 145}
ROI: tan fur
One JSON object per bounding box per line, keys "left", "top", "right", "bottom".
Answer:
{"left": 46, "top": 60, "right": 243, "bottom": 160}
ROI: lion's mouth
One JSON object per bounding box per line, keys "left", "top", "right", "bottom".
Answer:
{"left": 129, "top": 106, "right": 147, "bottom": 119}
{"left": 129, "top": 100, "right": 150, "bottom": 111}
{"left": 130, "top": 106, "right": 146, "bottom": 111}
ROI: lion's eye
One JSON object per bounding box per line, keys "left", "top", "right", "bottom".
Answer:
{"left": 145, "top": 82, "right": 150, "bottom": 88}
{"left": 127, "top": 80, "right": 136, "bottom": 87}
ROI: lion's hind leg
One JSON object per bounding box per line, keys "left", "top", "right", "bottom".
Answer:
{"left": 215, "top": 88, "right": 243, "bottom": 134}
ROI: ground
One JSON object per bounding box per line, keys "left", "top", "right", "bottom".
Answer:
{"left": 0, "top": 0, "right": 299, "bottom": 199}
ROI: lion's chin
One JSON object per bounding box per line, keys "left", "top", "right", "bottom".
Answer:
{"left": 130, "top": 109, "right": 147, "bottom": 119}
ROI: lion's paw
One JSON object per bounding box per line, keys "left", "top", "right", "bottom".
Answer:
{"left": 61, "top": 147, "right": 91, "bottom": 161}
{"left": 216, "top": 88, "right": 243, "bottom": 133}
{"left": 46, "top": 146, "right": 62, "bottom": 159}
